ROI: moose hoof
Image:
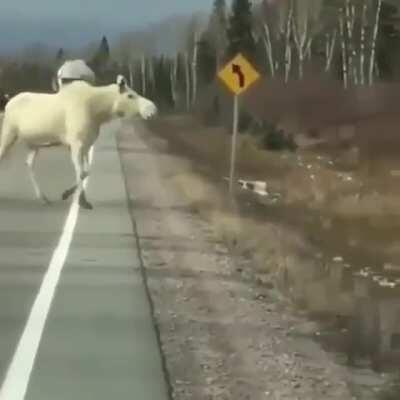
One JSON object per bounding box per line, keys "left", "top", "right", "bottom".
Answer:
{"left": 79, "top": 194, "right": 93, "bottom": 210}
{"left": 62, "top": 187, "right": 76, "bottom": 201}
{"left": 40, "top": 195, "right": 51, "bottom": 205}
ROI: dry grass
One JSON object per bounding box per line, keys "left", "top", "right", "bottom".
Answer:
{"left": 148, "top": 116, "right": 292, "bottom": 181}
{"left": 144, "top": 112, "right": 400, "bottom": 275}
{"left": 149, "top": 114, "right": 364, "bottom": 209}
{"left": 150, "top": 113, "right": 400, "bottom": 220}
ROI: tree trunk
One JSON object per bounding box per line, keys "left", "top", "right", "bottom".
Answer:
{"left": 360, "top": 0, "right": 368, "bottom": 85}
{"left": 284, "top": 1, "right": 294, "bottom": 83}
{"left": 345, "top": 0, "right": 356, "bottom": 85}
{"left": 170, "top": 60, "right": 176, "bottom": 107}
{"left": 351, "top": 3, "right": 358, "bottom": 84}
{"left": 292, "top": 12, "right": 309, "bottom": 80}
{"left": 141, "top": 55, "right": 146, "bottom": 96}
{"left": 325, "top": 30, "right": 337, "bottom": 72}
{"left": 147, "top": 58, "right": 155, "bottom": 96}
{"left": 263, "top": 22, "right": 275, "bottom": 77}
{"left": 128, "top": 62, "right": 133, "bottom": 87}
{"left": 306, "top": 38, "right": 313, "bottom": 60}
{"left": 184, "top": 52, "right": 190, "bottom": 111}
{"left": 339, "top": 8, "right": 348, "bottom": 89}
{"left": 191, "top": 35, "right": 199, "bottom": 107}
{"left": 369, "top": 0, "right": 382, "bottom": 85}
{"left": 170, "top": 54, "right": 178, "bottom": 108}
{"left": 215, "top": 53, "right": 221, "bottom": 76}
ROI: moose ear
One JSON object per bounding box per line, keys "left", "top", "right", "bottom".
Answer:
{"left": 116, "top": 75, "right": 127, "bottom": 93}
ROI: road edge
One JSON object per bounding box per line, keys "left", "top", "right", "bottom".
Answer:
{"left": 115, "top": 129, "right": 174, "bottom": 400}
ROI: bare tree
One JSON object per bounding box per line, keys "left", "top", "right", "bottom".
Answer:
{"left": 128, "top": 62, "right": 134, "bottom": 87}
{"left": 369, "top": 0, "right": 382, "bottom": 85}
{"left": 284, "top": 1, "right": 294, "bottom": 82}
{"left": 292, "top": 11, "right": 312, "bottom": 79}
{"left": 183, "top": 15, "right": 206, "bottom": 109}
{"left": 184, "top": 52, "right": 191, "bottom": 111}
{"left": 254, "top": 0, "right": 278, "bottom": 77}
{"left": 141, "top": 54, "right": 146, "bottom": 96}
{"left": 170, "top": 53, "right": 179, "bottom": 107}
{"left": 359, "top": 0, "right": 368, "bottom": 85}
{"left": 325, "top": 30, "right": 337, "bottom": 72}
{"left": 148, "top": 57, "right": 155, "bottom": 94}
{"left": 259, "top": 0, "right": 323, "bottom": 81}
{"left": 191, "top": 32, "right": 199, "bottom": 107}
{"left": 262, "top": 21, "right": 276, "bottom": 77}
{"left": 344, "top": 0, "right": 357, "bottom": 85}
{"left": 339, "top": 7, "right": 349, "bottom": 89}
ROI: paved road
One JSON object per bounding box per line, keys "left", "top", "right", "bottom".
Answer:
{"left": 0, "top": 121, "right": 169, "bottom": 399}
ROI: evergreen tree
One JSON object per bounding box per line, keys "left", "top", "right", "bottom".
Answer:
{"left": 376, "top": 1, "right": 400, "bottom": 80}
{"left": 209, "top": 0, "right": 228, "bottom": 69}
{"left": 197, "top": 32, "right": 217, "bottom": 86}
{"left": 90, "top": 36, "right": 111, "bottom": 76}
{"left": 98, "top": 36, "right": 110, "bottom": 61}
{"left": 55, "top": 48, "right": 65, "bottom": 64}
{"left": 173, "top": 52, "right": 188, "bottom": 109}
{"left": 226, "top": 0, "right": 257, "bottom": 62}
{"left": 153, "top": 56, "right": 174, "bottom": 110}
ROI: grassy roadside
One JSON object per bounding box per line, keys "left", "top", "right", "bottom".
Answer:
{"left": 135, "top": 115, "right": 400, "bottom": 396}
{"left": 145, "top": 111, "right": 400, "bottom": 264}
{"left": 143, "top": 113, "right": 400, "bottom": 303}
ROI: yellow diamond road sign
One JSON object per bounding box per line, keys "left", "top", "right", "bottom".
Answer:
{"left": 218, "top": 53, "right": 260, "bottom": 95}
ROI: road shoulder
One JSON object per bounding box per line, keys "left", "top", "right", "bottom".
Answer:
{"left": 118, "top": 121, "right": 353, "bottom": 400}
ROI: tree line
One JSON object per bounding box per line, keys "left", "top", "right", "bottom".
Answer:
{"left": 112, "top": 0, "right": 400, "bottom": 112}
{"left": 1, "top": 0, "right": 399, "bottom": 109}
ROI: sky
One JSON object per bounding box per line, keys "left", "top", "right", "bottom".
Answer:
{"left": 0, "top": 0, "right": 214, "bottom": 52}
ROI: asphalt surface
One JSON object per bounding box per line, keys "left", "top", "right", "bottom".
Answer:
{"left": 0, "top": 120, "right": 169, "bottom": 399}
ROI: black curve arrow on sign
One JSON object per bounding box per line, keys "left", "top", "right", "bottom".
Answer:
{"left": 232, "top": 64, "right": 245, "bottom": 88}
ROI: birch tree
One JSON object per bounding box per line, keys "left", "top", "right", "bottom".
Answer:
{"left": 184, "top": 52, "right": 191, "bottom": 111}
{"left": 344, "top": 0, "right": 357, "bottom": 84}
{"left": 369, "top": 0, "right": 382, "bottom": 85}
{"left": 128, "top": 62, "right": 134, "bottom": 87}
{"left": 292, "top": 11, "right": 311, "bottom": 79}
{"left": 325, "top": 30, "right": 337, "bottom": 72}
{"left": 170, "top": 54, "right": 179, "bottom": 107}
{"left": 191, "top": 32, "right": 199, "bottom": 107}
{"left": 359, "top": 0, "right": 368, "bottom": 84}
{"left": 140, "top": 54, "right": 146, "bottom": 96}
{"left": 262, "top": 21, "right": 276, "bottom": 77}
{"left": 257, "top": 0, "right": 323, "bottom": 81}
{"left": 254, "top": 0, "right": 280, "bottom": 77}
{"left": 284, "top": 1, "right": 294, "bottom": 82}
{"left": 339, "top": 7, "right": 349, "bottom": 88}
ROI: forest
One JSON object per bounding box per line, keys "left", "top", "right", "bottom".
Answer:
{"left": 0, "top": 0, "right": 398, "bottom": 116}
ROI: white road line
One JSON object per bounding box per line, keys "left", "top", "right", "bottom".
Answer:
{"left": 0, "top": 147, "right": 94, "bottom": 400}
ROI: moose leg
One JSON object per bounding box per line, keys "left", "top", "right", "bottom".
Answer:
{"left": 26, "top": 148, "right": 50, "bottom": 204}
{"left": 61, "top": 185, "right": 77, "bottom": 201}
{"left": 62, "top": 146, "right": 90, "bottom": 200}
{"left": 70, "top": 143, "right": 92, "bottom": 210}
{"left": 0, "top": 125, "right": 18, "bottom": 162}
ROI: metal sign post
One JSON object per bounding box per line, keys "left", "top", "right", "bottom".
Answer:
{"left": 217, "top": 53, "right": 260, "bottom": 196}
{"left": 229, "top": 95, "right": 239, "bottom": 194}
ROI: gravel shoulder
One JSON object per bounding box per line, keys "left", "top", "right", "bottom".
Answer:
{"left": 117, "top": 120, "right": 354, "bottom": 400}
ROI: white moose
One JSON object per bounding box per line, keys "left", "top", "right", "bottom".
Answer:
{"left": 0, "top": 75, "right": 157, "bottom": 209}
